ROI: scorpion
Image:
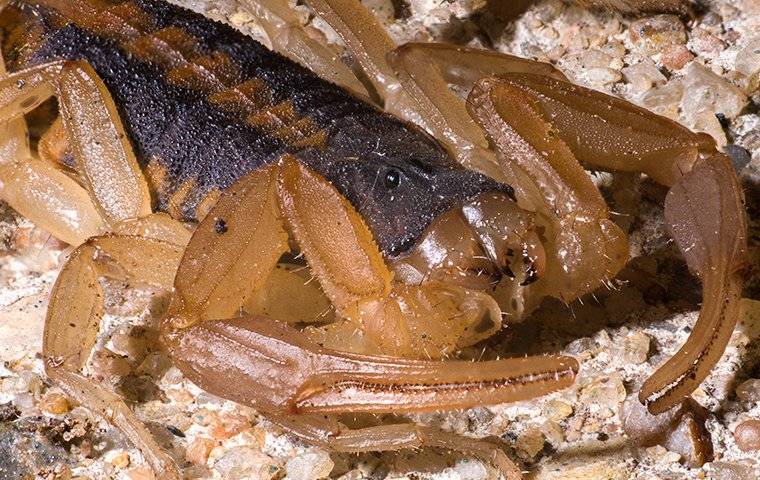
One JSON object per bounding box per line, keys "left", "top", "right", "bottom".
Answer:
{"left": 0, "top": 0, "right": 749, "bottom": 478}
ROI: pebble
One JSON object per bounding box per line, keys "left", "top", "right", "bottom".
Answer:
{"left": 617, "top": 330, "right": 651, "bottom": 364}
{"left": 109, "top": 451, "right": 130, "bottom": 469}
{"left": 629, "top": 15, "right": 687, "bottom": 55}
{"left": 543, "top": 399, "right": 574, "bottom": 421}
{"left": 579, "top": 375, "right": 626, "bottom": 417}
{"left": 735, "top": 37, "right": 760, "bottom": 93}
{"left": 285, "top": 449, "right": 334, "bottom": 480}
{"left": 681, "top": 62, "right": 748, "bottom": 121}
{"left": 214, "top": 446, "right": 279, "bottom": 480}
{"left": 691, "top": 28, "right": 727, "bottom": 55}
{"left": 515, "top": 428, "right": 546, "bottom": 460}
{"left": 735, "top": 378, "right": 760, "bottom": 403}
{"left": 186, "top": 437, "right": 216, "bottom": 466}
{"left": 705, "top": 461, "right": 757, "bottom": 480}
{"left": 622, "top": 61, "right": 667, "bottom": 91}
{"left": 661, "top": 44, "right": 694, "bottom": 70}
{"left": 733, "top": 419, "right": 760, "bottom": 451}
{"left": 38, "top": 393, "right": 71, "bottom": 415}
{"left": 209, "top": 413, "right": 250, "bottom": 440}
{"left": 644, "top": 445, "right": 681, "bottom": 464}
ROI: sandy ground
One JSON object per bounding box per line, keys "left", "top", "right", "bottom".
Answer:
{"left": 1, "top": 0, "right": 760, "bottom": 479}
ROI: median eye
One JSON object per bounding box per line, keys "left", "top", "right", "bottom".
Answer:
{"left": 384, "top": 168, "right": 401, "bottom": 189}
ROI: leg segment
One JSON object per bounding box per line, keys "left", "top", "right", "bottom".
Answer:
{"left": 44, "top": 235, "right": 183, "bottom": 479}
{"left": 238, "top": 0, "right": 369, "bottom": 97}
{"left": 0, "top": 60, "right": 151, "bottom": 234}
{"left": 271, "top": 413, "right": 523, "bottom": 480}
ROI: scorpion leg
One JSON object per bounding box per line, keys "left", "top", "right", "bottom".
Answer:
{"left": 468, "top": 73, "right": 748, "bottom": 413}
{"left": 44, "top": 235, "right": 183, "bottom": 479}
{"left": 0, "top": 60, "right": 190, "bottom": 246}
{"left": 163, "top": 157, "right": 577, "bottom": 476}
{"left": 236, "top": 0, "right": 369, "bottom": 96}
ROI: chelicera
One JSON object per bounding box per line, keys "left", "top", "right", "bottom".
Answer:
{"left": 0, "top": 0, "right": 748, "bottom": 478}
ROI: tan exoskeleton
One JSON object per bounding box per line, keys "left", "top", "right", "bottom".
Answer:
{"left": 0, "top": 0, "right": 748, "bottom": 478}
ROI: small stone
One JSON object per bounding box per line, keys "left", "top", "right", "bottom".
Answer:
{"left": 690, "top": 27, "right": 727, "bottom": 55}
{"left": 38, "top": 393, "right": 70, "bottom": 415}
{"left": 645, "top": 445, "right": 681, "bottom": 464}
{"left": 541, "top": 420, "right": 565, "bottom": 446}
{"left": 618, "top": 331, "right": 651, "bottom": 364}
{"left": 515, "top": 428, "right": 545, "bottom": 460}
{"left": 579, "top": 375, "right": 626, "bottom": 417}
{"left": 452, "top": 459, "right": 489, "bottom": 480}
{"left": 110, "top": 451, "right": 130, "bottom": 469}
{"left": 285, "top": 449, "right": 334, "bottom": 480}
{"left": 214, "top": 446, "right": 279, "bottom": 480}
{"left": 661, "top": 44, "right": 694, "bottom": 70}
{"left": 543, "top": 399, "right": 574, "bottom": 421}
{"left": 630, "top": 15, "right": 687, "bottom": 55}
{"left": 186, "top": 437, "right": 216, "bottom": 466}
{"left": 126, "top": 467, "right": 155, "bottom": 480}
{"left": 733, "top": 419, "right": 760, "bottom": 451}
{"left": 622, "top": 395, "right": 713, "bottom": 467}
{"left": 706, "top": 461, "right": 757, "bottom": 480}
{"left": 210, "top": 413, "right": 250, "bottom": 440}
{"left": 736, "top": 379, "right": 760, "bottom": 403}
{"left": 640, "top": 80, "right": 684, "bottom": 119}
{"left": 735, "top": 37, "right": 760, "bottom": 93}
{"left": 623, "top": 60, "right": 667, "bottom": 91}
{"left": 681, "top": 62, "right": 748, "bottom": 121}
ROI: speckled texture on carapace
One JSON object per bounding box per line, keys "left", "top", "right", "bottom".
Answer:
{"left": 1, "top": 0, "right": 512, "bottom": 256}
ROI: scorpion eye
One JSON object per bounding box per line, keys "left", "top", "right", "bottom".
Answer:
{"left": 384, "top": 168, "right": 401, "bottom": 189}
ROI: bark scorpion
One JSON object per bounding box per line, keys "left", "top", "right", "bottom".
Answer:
{"left": 0, "top": 0, "right": 749, "bottom": 478}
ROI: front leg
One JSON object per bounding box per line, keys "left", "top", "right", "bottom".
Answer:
{"left": 44, "top": 235, "right": 184, "bottom": 479}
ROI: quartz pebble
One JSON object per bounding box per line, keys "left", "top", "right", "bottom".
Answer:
{"left": 630, "top": 15, "right": 687, "bottom": 54}
{"left": 110, "top": 451, "right": 130, "bottom": 469}
{"left": 733, "top": 419, "right": 760, "bottom": 451}
{"left": 214, "top": 446, "right": 279, "bottom": 480}
{"left": 736, "top": 378, "right": 760, "bottom": 403}
{"left": 735, "top": 37, "right": 760, "bottom": 93}
{"left": 186, "top": 437, "right": 216, "bottom": 466}
{"left": 622, "top": 61, "right": 667, "bottom": 91}
{"left": 681, "top": 62, "right": 748, "bottom": 121}
{"left": 285, "top": 449, "right": 334, "bottom": 480}
{"left": 38, "top": 393, "right": 70, "bottom": 415}
{"left": 515, "top": 428, "right": 546, "bottom": 460}
{"left": 622, "top": 395, "right": 713, "bottom": 467}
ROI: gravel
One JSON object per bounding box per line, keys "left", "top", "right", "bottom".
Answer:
{"left": 1, "top": 0, "right": 760, "bottom": 479}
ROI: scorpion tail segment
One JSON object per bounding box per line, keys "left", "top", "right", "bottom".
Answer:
{"left": 162, "top": 315, "right": 578, "bottom": 415}
{"left": 44, "top": 236, "right": 183, "bottom": 479}
{"left": 640, "top": 154, "right": 748, "bottom": 414}
{"left": 171, "top": 164, "right": 289, "bottom": 324}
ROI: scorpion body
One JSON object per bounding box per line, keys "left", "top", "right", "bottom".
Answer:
{"left": 3, "top": 0, "right": 507, "bottom": 255}
{"left": 0, "top": 0, "right": 748, "bottom": 478}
